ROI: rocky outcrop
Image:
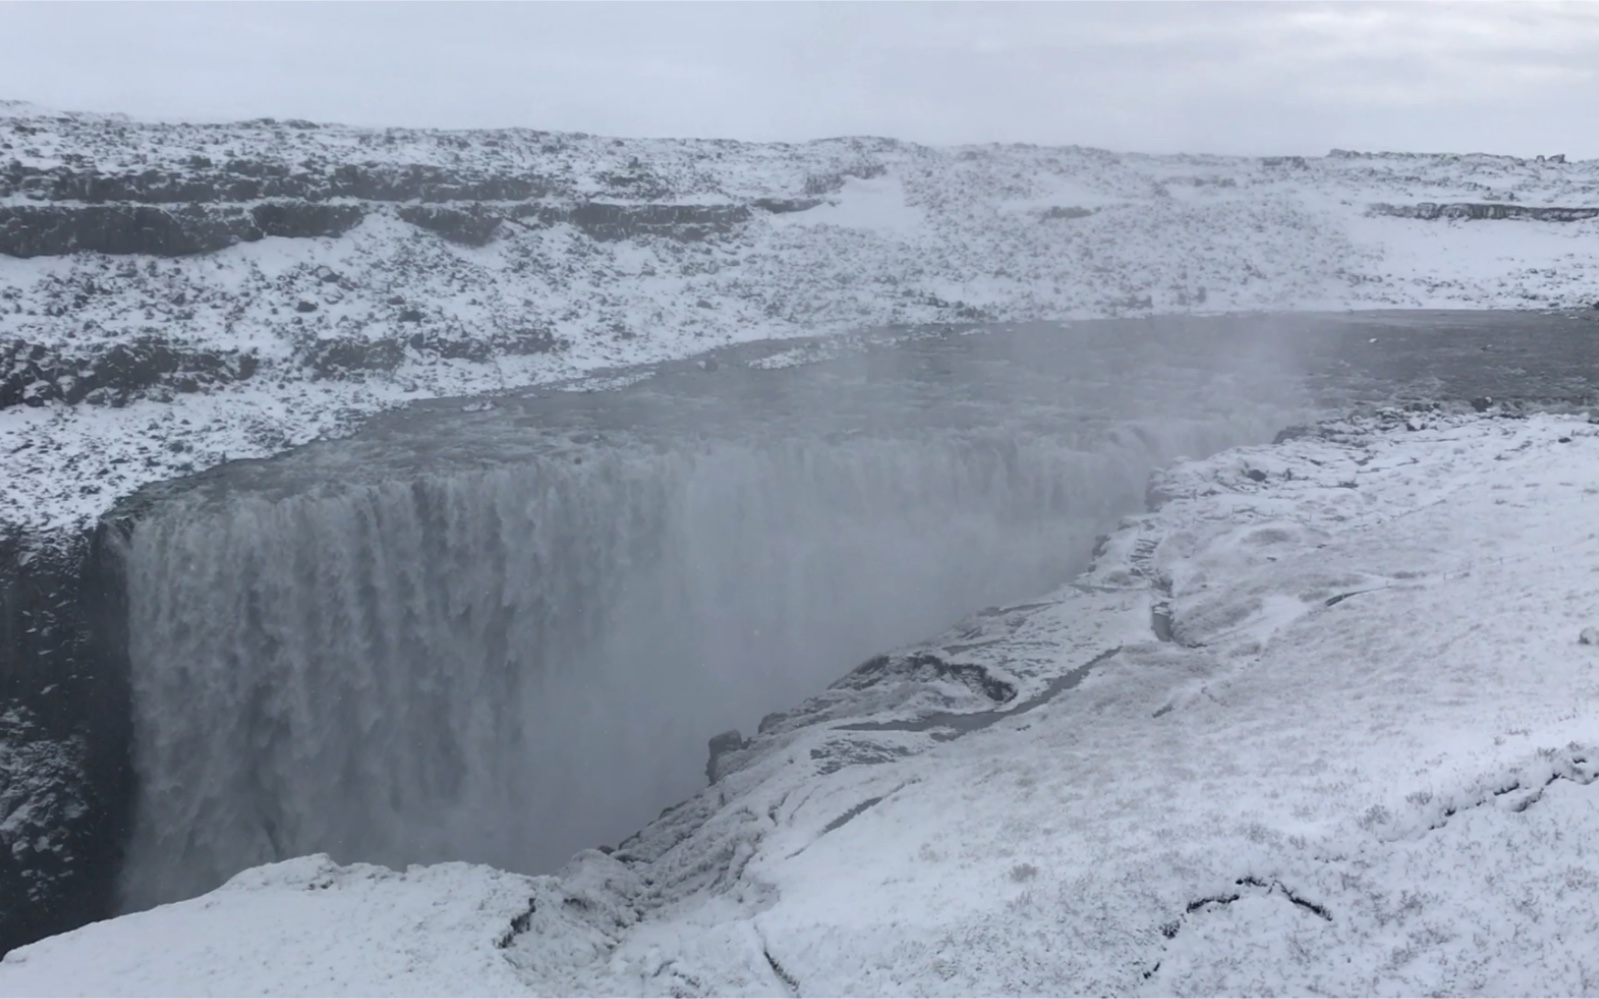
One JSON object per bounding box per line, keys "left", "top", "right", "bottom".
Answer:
{"left": 752, "top": 197, "right": 824, "bottom": 215}
{"left": 0, "top": 204, "right": 252, "bottom": 257}
{"left": 1, "top": 159, "right": 552, "bottom": 205}
{"left": 0, "top": 523, "right": 133, "bottom": 957}
{"left": 1, "top": 335, "right": 259, "bottom": 410}
{"left": 0, "top": 201, "right": 366, "bottom": 258}
{"left": 1369, "top": 202, "right": 1599, "bottom": 222}
{"left": 506, "top": 202, "right": 753, "bottom": 242}
{"left": 247, "top": 201, "right": 366, "bottom": 240}
{"left": 834, "top": 651, "right": 1018, "bottom": 704}
{"left": 396, "top": 204, "right": 503, "bottom": 247}
{"left": 0, "top": 199, "right": 762, "bottom": 258}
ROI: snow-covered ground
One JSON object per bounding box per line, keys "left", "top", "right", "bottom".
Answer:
{"left": 5, "top": 406, "right": 1598, "bottom": 996}
{"left": 5, "top": 103, "right": 1599, "bottom": 531}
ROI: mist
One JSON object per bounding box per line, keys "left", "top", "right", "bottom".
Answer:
{"left": 109, "top": 320, "right": 1312, "bottom": 907}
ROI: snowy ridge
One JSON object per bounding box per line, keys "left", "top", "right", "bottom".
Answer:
{"left": 6, "top": 407, "right": 1599, "bottom": 996}
{"left": 5, "top": 105, "right": 1599, "bottom": 531}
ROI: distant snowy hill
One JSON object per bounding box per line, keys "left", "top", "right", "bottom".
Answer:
{"left": 3, "top": 104, "right": 1599, "bottom": 530}
{"left": 5, "top": 408, "right": 1597, "bottom": 996}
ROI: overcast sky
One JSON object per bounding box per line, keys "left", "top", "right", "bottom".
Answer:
{"left": 2, "top": 1, "right": 1597, "bottom": 157}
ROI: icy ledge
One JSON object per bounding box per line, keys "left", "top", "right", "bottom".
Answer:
{"left": 5, "top": 407, "right": 1599, "bottom": 997}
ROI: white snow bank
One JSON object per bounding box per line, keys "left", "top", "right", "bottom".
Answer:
{"left": 5, "top": 407, "right": 1599, "bottom": 996}
{"left": 0, "top": 852, "right": 640, "bottom": 998}
{"left": 769, "top": 175, "right": 925, "bottom": 236}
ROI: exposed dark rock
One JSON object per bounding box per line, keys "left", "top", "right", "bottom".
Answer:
{"left": 801, "top": 162, "right": 886, "bottom": 197}
{"left": 493, "top": 326, "right": 570, "bottom": 356}
{"left": 0, "top": 201, "right": 366, "bottom": 258}
{"left": 0, "top": 522, "right": 134, "bottom": 957}
{"left": 594, "top": 163, "right": 673, "bottom": 201}
{"left": 1040, "top": 205, "right": 1095, "bottom": 221}
{"left": 0, "top": 205, "right": 253, "bottom": 257}
{"left": 808, "top": 739, "right": 914, "bottom": 776}
{"left": 1, "top": 336, "right": 258, "bottom": 411}
{"left": 1272, "top": 425, "right": 1319, "bottom": 445}
{"left": 705, "top": 730, "right": 746, "bottom": 784}
{"left": 298, "top": 335, "right": 406, "bottom": 379}
{"left": 509, "top": 202, "right": 752, "bottom": 242}
{"left": 248, "top": 201, "right": 365, "bottom": 240}
{"left": 820, "top": 795, "right": 886, "bottom": 835}
{"left": 835, "top": 651, "right": 1017, "bottom": 704}
{"left": 751, "top": 197, "right": 822, "bottom": 215}
{"left": 0, "top": 160, "right": 553, "bottom": 206}
{"left": 398, "top": 204, "right": 502, "bottom": 247}
{"left": 1369, "top": 202, "right": 1599, "bottom": 223}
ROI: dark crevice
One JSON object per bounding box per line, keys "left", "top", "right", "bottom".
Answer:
{"left": 494, "top": 896, "right": 537, "bottom": 949}
{"left": 1153, "top": 874, "right": 1333, "bottom": 977}
{"left": 1185, "top": 892, "right": 1241, "bottom": 913}
{"left": 1150, "top": 605, "right": 1174, "bottom": 642}
{"left": 1325, "top": 586, "right": 1388, "bottom": 607}
{"left": 787, "top": 785, "right": 907, "bottom": 860}
{"left": 821, "top": 795, "right": 885, "bottom": 835}
{"left": 1420, "top": 756, "right": 1599, "bottom": 834}
{"left": 1148, "top": 875, "right": 1333, "bottom": 981}
{"left": 764, "top": 947, "right": 800, "bottom": 995}
{"left": 1234, "top": 876, "right": 1333, "bottom": 921}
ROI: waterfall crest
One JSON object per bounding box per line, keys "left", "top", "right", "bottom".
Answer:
{"left": 117, "top": 326, "right": 1308, "bottom": 909}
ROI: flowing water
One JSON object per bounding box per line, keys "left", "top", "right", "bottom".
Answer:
{"left": 111, "top": 312, "right": 1599, "bottom": 909}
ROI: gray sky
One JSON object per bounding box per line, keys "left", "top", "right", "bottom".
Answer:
{"left": 2, "top": 1, "right": 1597, "bottom": 157}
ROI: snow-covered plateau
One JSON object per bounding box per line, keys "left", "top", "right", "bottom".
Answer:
{"left": 2, "top": 101, "right": 1599, "bottom": 531}
{"left": 4, "top": 407, "right": 1599, "bottom": 996}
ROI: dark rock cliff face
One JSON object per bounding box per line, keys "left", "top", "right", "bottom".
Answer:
{"left": 0, "top": 202, "right": 369, "bottom": 258}
{"left": 0, "top": 159, "right": 554, "bottom": 206}
{"left": 0, "top": 197, "right": 764, "bottom": 258}
{"left": 1, "top": 149, "right": 777, "bottom": 260}
{"left": 0, "top": 523, "right": 133, "bottom": 956}
{"left": 527, "top": 203, "right": 753, "bottom": 242}
{"left": 1368, "top": 202, "right": 1599, "bottom": 222}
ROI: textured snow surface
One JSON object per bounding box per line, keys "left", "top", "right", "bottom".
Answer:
{"left": 6, "top": 409, "right": 1599, "bottom": 996}
{"left": 5, "top": 105, "right": 1599, "bottom": 531}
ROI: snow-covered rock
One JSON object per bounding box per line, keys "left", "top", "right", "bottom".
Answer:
{"left": 6, "top": 409, "right": 1598, "bottom": 995}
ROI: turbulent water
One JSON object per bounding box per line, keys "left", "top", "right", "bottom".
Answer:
{"left": 114, "top": 318, "right": 1322, "bottom": 909}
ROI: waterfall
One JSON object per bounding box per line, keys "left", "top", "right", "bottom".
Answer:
{"left": 116, "top": 369, "right": 1300, "bottom": 910}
